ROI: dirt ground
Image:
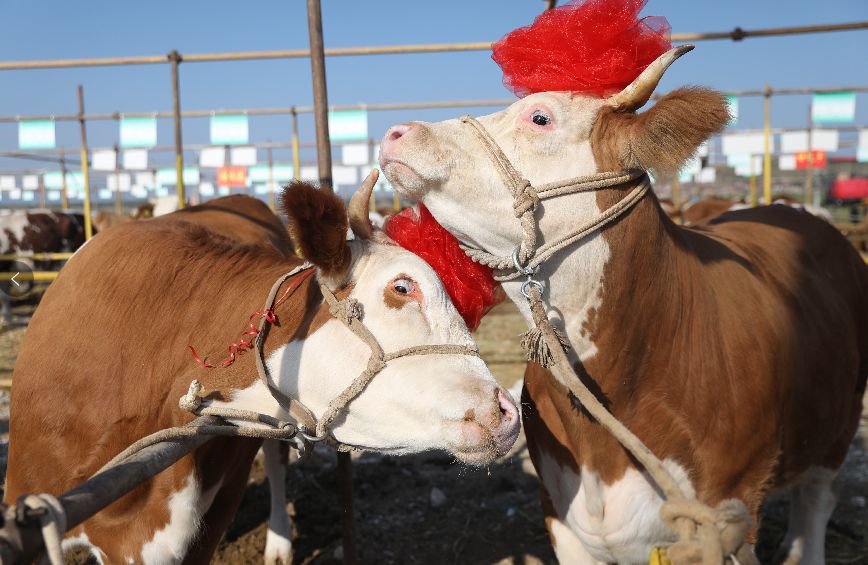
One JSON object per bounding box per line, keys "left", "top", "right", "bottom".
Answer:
{"left": 0, "top": 300, "right": 866, "bottom": 564}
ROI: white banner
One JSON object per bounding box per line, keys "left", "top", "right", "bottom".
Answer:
{"left": 199, "top": 147, "right": 225, "bottom": 168}
{"left": 123, "top": 149, "right": 148, "bottom": 171}
{"left": 780, "top": 131, "right": 809, "bottom": 154}
{"left": 332, "top": 165, "right": 359, "bottom": 186}
{"left": 722, "top": 132, "right": 771, "bottom": 156}
{"left": 198, "top": 182, "right": 215, "bottom": 197}
{"left": 98, "top": 189, "right": 112, "bottom": 200}
{"left": 22, "top": 175, "right": 39, "bottom": 190}
{"left": 0, "top": 176, "right": 15, "bottom": 189}
{"left": 300, "top": 166, "right": 319, "bottom": 182}
{"left": 342, "top": 143, "right": 370, "bottom": 166}
{"left": 858, "top": 129, "right": 868, "bottom": 163}
{"left": 696, "top": 167, "right": 716, "bottom": 184}
{"left": 107, "top": 174, "right": 132, "bottom": 192}
{"left": 230, "top": 146, "right": 257, "bottom": 166}
{"left": 135, "top": 172, "right": 156, "bottom": 188}
{"left": 9, "top": 189, "right": 22, "bottom": 200}
{"left": 778, "top": 155, "right": 797, "bottom": 171}
{"left": 92, "top": 150, "right": 117, "bottom": 172}
{"left": 810, "top": 129, "right": 839, "bottom": 152}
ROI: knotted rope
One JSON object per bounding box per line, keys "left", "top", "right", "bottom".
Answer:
{"left": 525, "top": 286, "right": 755, "bottom": 565}
{"left": 460, "top": 115, "right": 755, "bottom": 564}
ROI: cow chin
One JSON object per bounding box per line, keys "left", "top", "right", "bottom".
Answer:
{"left": 381, "top": 160, "right": 430, "bottom": 199}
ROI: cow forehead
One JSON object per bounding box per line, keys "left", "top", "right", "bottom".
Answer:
{"left": 477, "top": 91, "right": 605, "bottom": 134}
{"left": 355, "top": 242, "right": 446, "bottom": 292}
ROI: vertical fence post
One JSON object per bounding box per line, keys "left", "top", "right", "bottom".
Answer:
{"left": 307, "top": 0, "right": 332, "bottom": 193}
{"left": 77, "top": 85, "right": 93, "bottom": 239}
{"left": 306, "top": 2, "right": 357, "bottom": 563}
{"left": 805, "top": 106, "right": 814, "bottom": 205}
{"left": 38, "top": 173, "right": 46, "bottom": 209}
{"left": 114, "top": 144, "right": 123, "bottom": 216}
{"left": 267, "top": 144, "right": 276, "bottom": 210}
{"left": 762, "top": 85, "right": 773, "bottom": 205}
{"left": 291, "top": 108, "right": 301, "bottom": 181}
{"left": 749, "top": 157, "right": 758, "bottom": 207}
{"left": 60, "top": 152, "right": 69, "bottom": 210}
{"left": 169, "top": 50, "right": 186, "bottom": 209}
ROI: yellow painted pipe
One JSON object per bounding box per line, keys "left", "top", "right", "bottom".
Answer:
{"left": 0, "top": 271, "right": 59, "bottom": 282}
{"left": 0, "top": 252, "right": 73, "bottom": 261}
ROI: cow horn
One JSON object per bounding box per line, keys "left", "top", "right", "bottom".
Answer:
{"left": 607, "top": 45, "right": 694, "bottom": 113}
{"left": 348, "top": 169, "right": 379, "bottom": 240}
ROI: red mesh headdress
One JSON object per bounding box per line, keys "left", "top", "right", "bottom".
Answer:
{"left": 492, "top": 0, "right": 671, "bottom": 98}
{"left": 384, "top": 204, "right": 502, "bottom": 331}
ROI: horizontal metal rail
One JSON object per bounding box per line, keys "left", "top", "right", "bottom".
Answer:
{"left": 0, "top": 252, "right": 74, "bottom": 261}
{"left": 0, "top": 21, "right": 865, "bottom": 71}
{"left": 0, "top": 271, "right": 59, "bottom": 282}
{"left": 1, "top": 88, "right": 867, "bottom": 125}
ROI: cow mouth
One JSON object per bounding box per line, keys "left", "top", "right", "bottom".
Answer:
{"left": 380, "top": 158, "right": 428, "bottom": 198}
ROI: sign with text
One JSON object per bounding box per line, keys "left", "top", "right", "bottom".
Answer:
{"left": 217, "top": 166, "right": 248, "bottom": 187}
{"left": 19, "top": 120, "right": 56, "bottom": 149}
{"left": 795, "top": 150, "right": 827, "bottom": 170}
{"left": 210, "top": 115, "right": 249, "bottom": 145}
{"left": 812, "top": 92, "right": 855, "bottom": 124}
{"left": 329, "top": 110, "right": 368, "bottom": 142}
{"left": 120, "top": 117, "right": 158, "bottom": 148}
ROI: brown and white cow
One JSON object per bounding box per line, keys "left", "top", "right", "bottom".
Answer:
{"left": 380, "top": 48, "right": 868, "bottom": 564}
{"left": 5, "top": 180, "right": 520, "bottom": 564}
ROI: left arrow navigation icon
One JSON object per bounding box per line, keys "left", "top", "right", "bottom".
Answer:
{"left": 11, "top": 272, "right": 20, "bottom": 287}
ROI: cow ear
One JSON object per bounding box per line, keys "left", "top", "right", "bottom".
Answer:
{"left": 281, "top": 181, "right": 351, "bottom": 280}
{"left": 592, "top": 87, "right": 730, "bottom": 174}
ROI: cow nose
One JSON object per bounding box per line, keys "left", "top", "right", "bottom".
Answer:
{"left": 492, "top": 388, "right": 520, "bottom": 456}
{"left": 386, "top": 123, "right": 414, "bottom": 142}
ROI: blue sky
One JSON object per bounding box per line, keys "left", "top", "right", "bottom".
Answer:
{"left": 0, "top": 0, "right": 866, "bottom": 174}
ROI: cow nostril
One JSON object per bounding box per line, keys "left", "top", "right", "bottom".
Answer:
{"left": 496, "top": 389, "right": 518, "bottom": 423}
{"left": 387, "top": 123, "right": 414, "bottom": 142}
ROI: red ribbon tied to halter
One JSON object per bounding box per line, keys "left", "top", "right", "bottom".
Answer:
{"left": 189, "top": 267, "right": 314, "bottom": 368}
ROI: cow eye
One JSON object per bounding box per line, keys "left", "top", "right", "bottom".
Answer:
{"left": 392, "top": 278, "right": 413, "bottom": 295}
{"left": 531, "top": 110, "right": 550, "bottom": 126}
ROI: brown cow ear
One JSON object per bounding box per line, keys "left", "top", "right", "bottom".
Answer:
{"left": 592, "top": 87, "right": 730, "bottom": 174}
{"left": 281, "top": 181, "right": 351, "bottom": 279}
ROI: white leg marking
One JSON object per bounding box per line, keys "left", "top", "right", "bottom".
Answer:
{"left": 536, "top": 450, "right": 695, "bottom": 564}
{"left": 62, "top": 532, "right": 106, "bottom": 565}
{"left": 263, "top": 440, "right": 293, "bottom": 565}
{"left": 139, "top": 473, "right": 222, "bottom": 565}
{"left": 549, "top": 517, "right": 605, "bottom": 565}
{"left": 778, "top": 467, "right": 837, "bottom": 565}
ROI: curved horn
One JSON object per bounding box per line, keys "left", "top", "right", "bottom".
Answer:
{"left": 348, "top": 169, "right": 379, "bottom": 240}
{"left": 607, "top": 45, "right": 694, "bottom": 113}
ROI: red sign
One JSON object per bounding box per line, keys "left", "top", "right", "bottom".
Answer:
{"left": 794, "top": 150, "right": 827, "bottom": 170}
{"left": 217, "top": 166, "right": 248, "bottom": 188}
{"left": 829, "top": 178, "right": 868, "bottom": 200}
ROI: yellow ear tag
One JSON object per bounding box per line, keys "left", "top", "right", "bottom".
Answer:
{"left": 649, "top": 547, "right": 674, "bottom": 565}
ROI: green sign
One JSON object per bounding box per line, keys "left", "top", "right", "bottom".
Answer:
{"left": 120, "top": 117, "right": 158, "bottom": 148}
{"left": 726, "top": 96, "right": 738, "bottom": 126}
{"left": 812, "top": 92, "right": 856, "bottom": 124}
{"left": 210, "top": 115, "right": 249, "bottom": 145}
{"left": 19, "top": 120, "right": 56, "bottom": 149}
{"left": 156, "top": 168, "right": 201, "bottom": 186}
{"left": 249, "top": 165, "right": 294, "bottom": 183}
{"left": 43, "top": 171, "right": 64, "bottom": 189}
{"left": 329, "top": 110, "right": 368, "bottom": 142}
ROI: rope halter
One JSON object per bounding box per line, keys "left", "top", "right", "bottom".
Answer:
{"left": 250, "top": 263, "right": 481, "bottom": 451}
{"left": 458, "top": 115, "right": 650, "bottom": 286}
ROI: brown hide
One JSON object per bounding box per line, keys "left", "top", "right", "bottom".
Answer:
{"left": 682, "top": 197, "right": 740, "bottom": 226}
{"left": 523, "top": 94, "right": 868, "bottom": 544}
{"left": 5, "top": 197, "right": 319, "bottom": 562}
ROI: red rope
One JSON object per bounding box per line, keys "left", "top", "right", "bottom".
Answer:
{"left": 189, "top": 268, "right": 315, "bottom": 369}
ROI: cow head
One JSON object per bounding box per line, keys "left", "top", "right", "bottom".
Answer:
{"left": 272, "top": 173, "right": 519, "bottom": 464}
{"left": 379, "top": 46, "right": 729, "bottom": 260}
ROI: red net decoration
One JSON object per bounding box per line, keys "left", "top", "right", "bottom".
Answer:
{"left": 492, "top": 0, "right": 671, "bottom": 98}
{"left": 384, "top": 204, "right": 502, "bottom": 331}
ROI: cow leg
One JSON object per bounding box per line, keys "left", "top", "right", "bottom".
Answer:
{"left": 263, "top": 439, "right": 293, "bottom": 565}
{"left": 540, "top": 486, "right": 603, "bottom": 565}
{"left": 777, "top": 467, "right": 837, "bottom": 565}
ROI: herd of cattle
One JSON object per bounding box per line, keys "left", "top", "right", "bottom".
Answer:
{"left": 1, "top": 78, "right": 867, "bottom": 565}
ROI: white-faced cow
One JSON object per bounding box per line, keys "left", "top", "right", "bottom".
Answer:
{"left": 5, "top": 179, "right": 520, "bottom": 564}
{"left": 380, "top": 46, "right": 868, "bottom": 564}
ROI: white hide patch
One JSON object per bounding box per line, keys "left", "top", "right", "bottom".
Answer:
{"left": 537, "top": 451, "right": 695, "bottom": 564}
{"left": 62, "top": 532, "right": 106, "bottom": 565}
{"left": 138, "top": 474, "right": 222, "bottom": 564}
{"left": 0, "top": 212, "right": 31, "bottom": 252}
